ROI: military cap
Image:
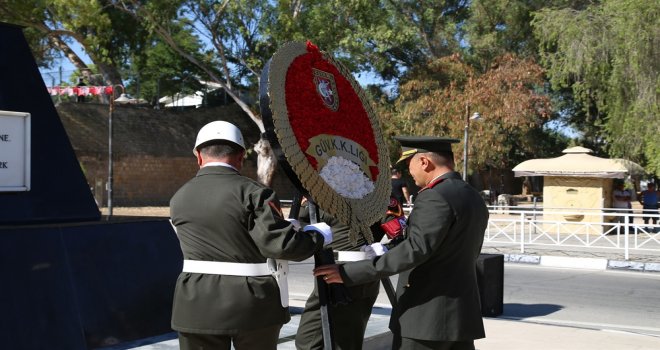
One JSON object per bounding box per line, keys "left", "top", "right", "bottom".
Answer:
{"left": 394, "top": 136, "right": 460, "bottom": 164}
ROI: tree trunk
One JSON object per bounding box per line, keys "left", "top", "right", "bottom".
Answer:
{"left": 46, "top": 28, "right": 124, "bottom": 87}
{"left": 47, "top": 35, "right": 88, "bottom": 72}
{"left": 95, "top": 61, "right": 124, "bottom": 86}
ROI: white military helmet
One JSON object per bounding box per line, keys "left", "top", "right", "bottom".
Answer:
{"left": 193, "top": 121, "right": 245, "bottom": 155}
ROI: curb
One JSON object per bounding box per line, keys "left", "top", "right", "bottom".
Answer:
{"left": 501, "top": 254, "right": 660, "bottom": 273}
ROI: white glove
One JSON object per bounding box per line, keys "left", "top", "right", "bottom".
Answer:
{"left": 285, "top": 218, "right": 301, "bottom": 230}
{"left": 361, "top": 243, "right": 388, "bottom": 259}
{"left": 303, "top": 222, "right": 333, "bottom": 246}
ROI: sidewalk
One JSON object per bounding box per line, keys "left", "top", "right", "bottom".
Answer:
{"left": 112, "top": 302, "right": 660, "bottom": 350}
{"left": 481, "top": 243, "right": 660, "bottom": 273}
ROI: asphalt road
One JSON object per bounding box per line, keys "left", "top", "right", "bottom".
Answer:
{"left": 288, "top": 260, "right": 660, "bottom": 338}
{"left": 501, "top": 264, "right": 660, "bottom": 337}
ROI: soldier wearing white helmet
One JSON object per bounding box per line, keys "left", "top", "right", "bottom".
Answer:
{"left": 192, "top": 120, "right": 245, "bottom": 154}
{"left": 170, "top": 121, "right": 332, "bottom": 350}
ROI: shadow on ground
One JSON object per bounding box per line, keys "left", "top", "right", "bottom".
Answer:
{"left": 503, "top": 303, "right": 563, "bottom": 318}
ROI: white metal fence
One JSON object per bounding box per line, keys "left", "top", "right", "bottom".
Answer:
{"left": 289, "top": 201, "right": 660, "bottom": 261}
{"left": 483, "top": 206, "right": 660, "bottom": 260}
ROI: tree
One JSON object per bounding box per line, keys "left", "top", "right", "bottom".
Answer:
{"left": 264, "top": 0, "right": 476, "bottom": 85}
{"left": 533, "top": 0, "right": 660, "bottom": 175}
{"left": 270, "top": 0, "right": 425, "bottom": 80}
{"left": 113, "top": 0, "right": 284, "bottom": 185}
{"left": 111, "top": 0, "right": 449, "bottom": 185}
{"left": 380, "top": 53, "right": 554, "bottom": 173}
{"left": 125, "top": 23, "right": 210, "bottom": 105}
{"left": 0, "top": 0, "right": 153, "bottom": 85}
{"left": 463, "top": 0, "right": 593, "bottom": 69}
{"left": 463, "top": 0, "right": 543, "bottom": 69}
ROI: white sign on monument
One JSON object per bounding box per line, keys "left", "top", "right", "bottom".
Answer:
{"left": 0, "top": 110, "right": 31, "bottom": 191}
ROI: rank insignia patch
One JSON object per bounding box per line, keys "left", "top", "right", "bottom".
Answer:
{"left": 268, "top": 201, "right": 284, "bottom": 219}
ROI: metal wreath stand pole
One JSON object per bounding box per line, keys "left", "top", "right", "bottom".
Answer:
{"left": 288, "top": 192, "right": 337, "bottom": 350}
{"left": 308, "top": 199, "right": 335, "bottom": 350}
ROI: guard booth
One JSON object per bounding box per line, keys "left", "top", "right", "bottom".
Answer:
{"left": 512, "top": 147, "right": 638, "bottom": 234}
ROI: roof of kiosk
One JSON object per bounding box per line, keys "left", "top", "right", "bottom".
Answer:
{"left": 512, "top": 146, "right": 635, "bottom": 178}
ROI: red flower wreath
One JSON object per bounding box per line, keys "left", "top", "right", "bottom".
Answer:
{"left": 284, "top": 42, "right": 379, "bottom": 180}
{"left": 263, "top": 41, "right": 391, "bottom": 242}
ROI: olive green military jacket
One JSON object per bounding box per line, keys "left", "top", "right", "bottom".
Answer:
{"left": 169, "top": 166, "right": 325, "bottom": 335}
{"left": 341, "top": 171, "right": 488, "bottom": 341}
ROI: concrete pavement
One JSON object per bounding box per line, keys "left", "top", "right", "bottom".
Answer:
{"left": 107, "top": 303, "right": 660, "bottom": 350}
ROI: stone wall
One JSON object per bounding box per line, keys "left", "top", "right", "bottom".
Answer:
{"left": 57, "top": 102, "right": 297, "bottom": 206}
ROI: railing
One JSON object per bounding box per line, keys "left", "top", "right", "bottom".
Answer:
{"left": 285, "top": 200, "right": 659, "bottom": 261}
{"left": 483, "top": 206, "right": 660, "bottom": 260}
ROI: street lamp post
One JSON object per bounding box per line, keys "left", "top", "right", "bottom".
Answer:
{"left": 462, "top": 104, "right": 481, "bottom": 181}
{"left": 107, "top": 84, "right": 128, "bottom": 218}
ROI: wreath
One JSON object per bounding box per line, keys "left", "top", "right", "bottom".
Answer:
{"left": 260, "top": 41, "right": 391, "bottom": 243}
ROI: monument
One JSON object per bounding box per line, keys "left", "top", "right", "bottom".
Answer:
{"left": 0, "top": 22, "right": 181, "bottom": 349}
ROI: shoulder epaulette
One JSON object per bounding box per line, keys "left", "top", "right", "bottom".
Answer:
{"left": 417, "top": 178, "right": 445, "bottom": 194}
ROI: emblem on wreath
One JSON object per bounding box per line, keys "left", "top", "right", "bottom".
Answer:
{"left": 313, "top": 68, "right": 339, "bottom": 111}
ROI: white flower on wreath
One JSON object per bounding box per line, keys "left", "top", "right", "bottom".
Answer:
{"left": 319, "top": 156, "right": 375, "bottom": 199}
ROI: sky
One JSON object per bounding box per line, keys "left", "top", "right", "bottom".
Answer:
{"left": 39, "top": 37, "right": 386, "bottom": 86}
{"left": 39, "top": 40, "right": 578, "bottom": 139}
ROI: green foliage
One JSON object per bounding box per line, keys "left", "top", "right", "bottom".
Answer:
{"left": 184, "top": 0, "right": 279, "bottom": 83}
{"left": 125, "top": 23, "right": 210, "bottom": 104}
{"left": 0, "top": 0, "right": 152, "bottom": 84}
{"left": 0, "top": 1, "right": 53, "bottom": 66}
{"left": 463, "top": 0, "right": 593, "bottom": 68}
{"left": 3, "top": 0, "right": 655, "bottom": 181}
{"left": 464, "top": 0, "right": 543, "bottom": 67}
{"left": 271, "top": 1, "right": 469, "bottom": 81}
{"left": 378, "top": 53, "right": 556, "bottom": 171}
{"left": 533, "top": 0, "right": 660, "bottom": 175}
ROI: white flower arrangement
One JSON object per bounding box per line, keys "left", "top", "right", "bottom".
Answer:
{"left": 319, "top": 156, "right": 375, "bottom": 199}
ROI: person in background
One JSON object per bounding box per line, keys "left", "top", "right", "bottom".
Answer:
{"left": 169, "top": 121, "right": 332, "bottom": 350}
{"left": 612, "top": 181, "right": 633, "bottom": 225}
{"left": 315, "top": 136, "right": 489, "bottom": 350}
{"left": 639, "top": 182, "right": 659, "bottom": 231}
{"left": 391, "top": 168, "right": 410, "bottom": 206}
{"left": 76, "top": 77, "right": 87, "bottom": 103}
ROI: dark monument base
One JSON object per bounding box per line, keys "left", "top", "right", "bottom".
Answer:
{"left": 0, "top": 22, "right": 182, "bottom": 350}
{"left": 0, "top": 219, "right": 181, "bottom": 350}
{"left": 476, "top": 253, "right": 504, "bottom": 317}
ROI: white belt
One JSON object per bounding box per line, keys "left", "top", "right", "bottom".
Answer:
{"left": 182, "top": 260, "right": 271, "bottom": 276}
{"left": 182, "top": 259, "right": 290, "bottom": 307}
{"left": 337, "top": 251, "right": 369, "bottom": 262}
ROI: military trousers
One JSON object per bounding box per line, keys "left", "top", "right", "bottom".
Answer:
{"left": 178, "top": 324, "right": 281, "bottom": 350}
{"left": 295, "top": 280, "right": 380, "bottom": 350}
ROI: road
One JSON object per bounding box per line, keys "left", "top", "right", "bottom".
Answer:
{"left": 501, "top": 264, "right": 660, "bottom": 337}
{"left": 288, "top": 260, "right": 660, "bottom": 338}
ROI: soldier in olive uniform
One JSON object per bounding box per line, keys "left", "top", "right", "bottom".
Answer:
{"left": 315, "top": 136, "right": 488, "bottom": 350}
{"left": 295, "top": 204, "right": 381, "bottom": 350}
{"left": 170, "top": 121, "right": 332, "bottom": 350}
